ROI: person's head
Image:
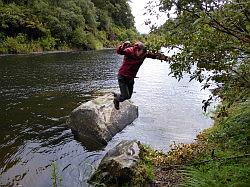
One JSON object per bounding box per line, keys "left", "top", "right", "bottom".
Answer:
{"left": 134, "top": 41, "right": 146, "bottom": 56}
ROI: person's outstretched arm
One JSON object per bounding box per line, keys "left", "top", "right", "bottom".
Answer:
{"left": 146, "top": 51, "right": 170, "bottom": 61}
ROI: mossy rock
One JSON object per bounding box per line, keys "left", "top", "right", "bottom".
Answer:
{"left": 88, "top": 140, "right": 153, "bottom": 186}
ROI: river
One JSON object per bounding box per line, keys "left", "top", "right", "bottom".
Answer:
{"left": 0, "top": 49, "right": 213, "bottom": 187}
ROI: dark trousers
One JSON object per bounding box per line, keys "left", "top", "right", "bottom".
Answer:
{"left": 116, "top": 75, "right": 134, "bottom": 102}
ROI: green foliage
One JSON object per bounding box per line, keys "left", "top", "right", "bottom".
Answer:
{"left": 96, "top": 10, "right": 112, "bottom": 31}
{"left": 143, "top": 33, "right": 168, "bottom": 52}
{"left": 208, "top": 100, "right": 250, "bottom": 153}
{"left": 0, "top": 3, "right": 48, "bottom": 39}
{"left": 138, "top": 149, "right": 155, "bottom": 182}
{"left": 39, "top": 35, "right": 56, "bottom": 51}
{"left": 110, "top": 26, "right": 138, "bottom": 43}
{"left": 0, "top": 33, "right": 57, "bottom": 53}
{"left": 110, "top": 0, "right": 135, "bottom": 29}
{"left": 0, "top": 0, "right": 138, "bottom": 53}
{"left": 180, "top": 97, "right": 250, "bottom": 186}
{"left": 85, "top": 33, "right": 103, "bottom": 50}
{"left": 184, "top": 162, "right": 250, "bottom": 187}
{"left": 96, "top": 30, "right": 108, "bottom": 46}
{"left": 147, "top": 0, "right": 250, "bottom": 107}
{"left": 71, "top": 27, "right": 88, "bottom": 48}
{"left": 1, "top": 34, "right": 30, "bottom": 53}
{"left": 51, "top": 162, "right": 63, "bottom": 187}
{"left": 92, "top": 0, "right": 135, "bottom": 29}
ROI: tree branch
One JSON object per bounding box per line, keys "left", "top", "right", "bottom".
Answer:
{"left": 179, "top": 3, "right": 250, "bottom": 43}
{"left": 231, "top": 69, "right": 250, "bottom": 84}
{"left": 236, "top": 0, "right": 250, "bottom": 23}
{"left": 205, "top": 11, "right": 250, "bottom": 43}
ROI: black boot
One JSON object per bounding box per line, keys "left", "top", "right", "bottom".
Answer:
{"left": 112, "top": 93, "right": 120, "bottom": 110}
{"left": 113, "top": 99, "right": 119, "bottom": 110}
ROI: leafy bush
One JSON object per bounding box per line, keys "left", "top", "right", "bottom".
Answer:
{"left": 71, "top": 27, "right": 88, "bottom": 48}
{"left": 85, "top": 33, "right": 103, "bottom": 50}
{"left": 39, "top": 36, "right": 56, "bottom": 51}
{"left": 208, "top": 100, "right": 250, "bottom": 153}
{"left": 2, "top": 34, "right": 30, "bottom": 53}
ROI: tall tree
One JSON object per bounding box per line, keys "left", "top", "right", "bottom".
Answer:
{"left": 147, "top": 0, "right": 250, "bottom": 109}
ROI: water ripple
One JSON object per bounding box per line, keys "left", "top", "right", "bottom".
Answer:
{"left": 0, "top": 50, "right": 213, "bottom": 186}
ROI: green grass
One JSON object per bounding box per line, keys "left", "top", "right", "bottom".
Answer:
{"left": 209, "top": 100, "right": 250, "bottom": 152}
{"left": 51, "top": 162, "right": 63, "bottom": 187}
{"left": 183, "top": 161, "right": 250, "bottom": 187}
{"left": 182, "top": 98, "right": 250, "bottom": 187}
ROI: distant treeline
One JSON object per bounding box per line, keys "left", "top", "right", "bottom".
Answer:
{"left": 0, "top": 0, "right": 139, "bottom": 53}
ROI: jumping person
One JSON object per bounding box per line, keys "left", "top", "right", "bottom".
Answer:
{"left": 113, "top": 41, "right": 169, "bottom": 110}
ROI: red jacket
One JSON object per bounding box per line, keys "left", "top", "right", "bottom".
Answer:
{"left": 116, "top": 45, "right": 158, "bottom": 78}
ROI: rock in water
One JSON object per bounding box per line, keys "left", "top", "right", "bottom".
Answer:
{"left": 67, "top": 93, "right": 138, "bottom": 148}
{"left": 88, "top": 140, "right": 141, "bottom": 186}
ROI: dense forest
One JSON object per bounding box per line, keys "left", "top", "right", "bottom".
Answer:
{"left": 0, "top": 0, "right": 139, "bottom": 53}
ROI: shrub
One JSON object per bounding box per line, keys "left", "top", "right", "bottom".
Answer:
{"left": 39, "top": 35, "right": 56, "bottom": 51}
{"left": 86, "top": 32, "right": 103, "bottom": 50}
{"left": 71, "top": 27, "right": 88, "bottom": 48}
{"left": 3, "top": 34, "right": 30, "bottom": 53}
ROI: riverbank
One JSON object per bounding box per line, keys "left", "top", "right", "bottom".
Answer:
{"left": 0, "top": 49, "right": 72, "bottom": 57}
{"left": 87, "top": 92, "right": 249, "bottom": 186}
{"left": 0, "top": 47, "right": 115, "bottom": 57}
{"left": 143, "top": 94, "right": 250, "bottom": 186}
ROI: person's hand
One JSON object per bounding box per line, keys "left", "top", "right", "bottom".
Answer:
{"left": 157, "top": 53, "right": 169, "bottom": 61}
{"left": 158, "top": 54, "right": 164, "bottom": 60}
{"left": 122, "top": 41, "right": 131, "bottom": 49}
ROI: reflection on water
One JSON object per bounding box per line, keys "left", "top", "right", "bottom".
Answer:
{"left": 0, "top": 50, "right": 213, "bottom": 186}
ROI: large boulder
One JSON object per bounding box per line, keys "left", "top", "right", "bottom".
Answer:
{"left": 67, "top": 93, "right": 138, "bottom": 148}
{"left": 88, "top": 140, "right": 141, "bottom": 186}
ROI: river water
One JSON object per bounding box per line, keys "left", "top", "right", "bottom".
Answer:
{"left": 0, "top": 49, "right": 213, "bottom": 187}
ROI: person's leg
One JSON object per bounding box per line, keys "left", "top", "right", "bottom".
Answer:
{"left": 127, "top": 78, "right": 134, "bottom": 99}
{"left": 117, "top": 76, "right": 130, "bottom": 102}
{"left": 113, "top": 76, "right": 130, "bottom": 110}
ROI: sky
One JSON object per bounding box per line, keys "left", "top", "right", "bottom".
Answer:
{"left": 129, "top": 0, "right": 167, "bottom": 34}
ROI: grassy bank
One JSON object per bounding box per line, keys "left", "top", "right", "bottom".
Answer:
{"left": 142, "top": 94, "right": 250, "bottom": 186}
